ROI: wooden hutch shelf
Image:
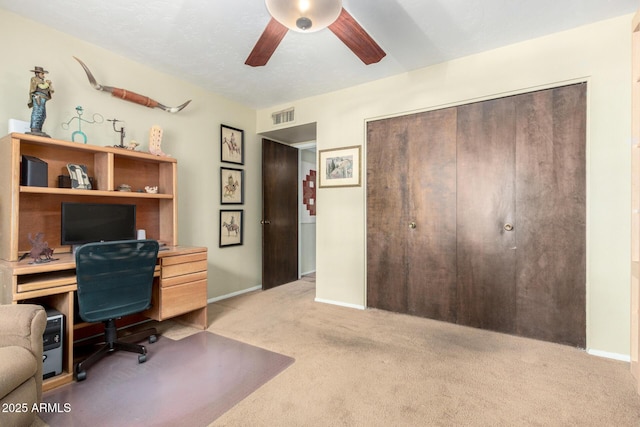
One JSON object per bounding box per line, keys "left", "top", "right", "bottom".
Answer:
{"left": 0, "top": 133, "right": 207, "bottom": 391}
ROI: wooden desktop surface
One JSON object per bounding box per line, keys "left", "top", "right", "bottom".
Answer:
{"left": 1, "top": 245, "right": 204, "bottom": 274}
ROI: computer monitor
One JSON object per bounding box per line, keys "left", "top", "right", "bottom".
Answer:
{"left": 61, "top": 202, "right": 136, "bottom": 247}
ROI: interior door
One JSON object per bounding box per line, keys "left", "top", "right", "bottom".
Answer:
{"left": 456, "top": 97, "right": 518, "bottom": 334}
{"left": 367, "top": 107, "right": 458, "bottom": 321}
{"left": 262, "top": 138, "right": 298, "bottom": 290}
{"left": 514, "top": 84, "right": 586, "bottom": 346}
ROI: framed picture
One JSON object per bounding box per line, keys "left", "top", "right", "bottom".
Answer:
{"left": 219, "top": 209, "right": 243, "bottom": 247}
{"left": 221, "top": 167, "right": 244, "bottom": 204}
{"left": 66, "top": 163, "right": 92, "bottom": 189}
{"left": 318, "top": 145, "right": 361, "bottom": 188}
{"left": 221, "top": 124, "right": 244, "bottom": 165}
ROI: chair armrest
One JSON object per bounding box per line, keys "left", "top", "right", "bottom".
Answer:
{"left": 0, "top": 304, "right": 47, "bottom": 351}
{"left": 0, "top": 304, "right": 47, "bottom": 401}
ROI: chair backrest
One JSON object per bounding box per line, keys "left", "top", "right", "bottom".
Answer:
{"left": 75, "top": 239, "right": 159, "bottom": 323}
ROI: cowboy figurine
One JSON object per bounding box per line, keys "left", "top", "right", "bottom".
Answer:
{"left": 27, "top": 66, "right": 54, "bottom": 137}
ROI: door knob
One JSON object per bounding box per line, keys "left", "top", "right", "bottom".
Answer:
{"left": 409, "top": 222, "right": 417, "bottom": 229}
{"left": 261, "top": 220, "right": 271, "bottom": 225}
{"left": 503, "top": 223, "right": 514, "bottom": 231}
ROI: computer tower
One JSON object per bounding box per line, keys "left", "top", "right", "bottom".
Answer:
{"left": 43, "top": 308, "right": 64, "bottom": 379}
{"left": 21, "top": 155, "right": 48, "bottom": 187}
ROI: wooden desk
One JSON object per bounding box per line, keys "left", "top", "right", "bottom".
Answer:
{"left": 0, "top": 246, "right": 208, "bottom": 391}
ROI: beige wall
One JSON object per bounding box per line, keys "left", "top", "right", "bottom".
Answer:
{"left": 0, "top": 10, "right": 262, "bottom": 300}
{"left": 257, "top": 15, "right": 633, "bottom": 357}
{"left": 2, "top": 8, "right": 632, "bottom": 357}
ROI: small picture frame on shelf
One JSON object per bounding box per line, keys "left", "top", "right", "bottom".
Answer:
{"left": 220, "top": 167, "right": 244, "bottom": 204}
{"left": 219, "top": 209, "right": 243, "bottom": 247}
{"left": 221, "top": 124, "right": 244, "bottom": 165}
{"left": 66, "top": 163, "right": 92, "bottom": 189}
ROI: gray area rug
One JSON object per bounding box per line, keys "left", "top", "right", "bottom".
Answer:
{"left": 41, "top": 331, "right": 295, "bottom": 426}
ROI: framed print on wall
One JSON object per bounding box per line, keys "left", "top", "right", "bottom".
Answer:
{"left": 318, "top": 145, "right": 361, "bottom": 188}
{"left": 220, "top": 209, "right": 243, "bottom": 247}
{"left": 221, "top": 124, "right": 244, "bottom": 165}
{"left": 221, "top": 167, "right": 244, "bottom": 204}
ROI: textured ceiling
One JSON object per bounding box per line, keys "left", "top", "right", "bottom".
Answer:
{"left": 0, "top": 0, "right": 637, "bottom": 110}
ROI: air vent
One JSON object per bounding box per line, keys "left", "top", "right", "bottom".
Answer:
{"left": 272, "top": 107, "right": 295, "bottom": 125}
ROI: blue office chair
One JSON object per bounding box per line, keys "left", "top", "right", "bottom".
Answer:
{"left": 74, "top": 239, "right": 160, "bottom": 381}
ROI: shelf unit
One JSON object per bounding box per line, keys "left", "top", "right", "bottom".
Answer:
{"left": 0, "top": 133, "right": 209, "bottom": 391}
{"left": 0, "top": 133, "right": 178, "bottom": 261}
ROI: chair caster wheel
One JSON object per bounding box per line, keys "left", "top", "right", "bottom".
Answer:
{"left": 76, "top": 370, "right": 87, "bottom": 381}
{"left": 138, "top": 354, "right": 147, "bottom": 363}
{"left": 149, "top": 334, "right": 157, "bottom": 344}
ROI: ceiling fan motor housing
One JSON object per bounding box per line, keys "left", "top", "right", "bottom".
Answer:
{"left": 296, "top": 17, "right": 313, "bottom": 30}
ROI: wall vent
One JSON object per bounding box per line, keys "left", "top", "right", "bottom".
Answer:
{"left": 272, "top": 107, "right": 295, "bottom": 125}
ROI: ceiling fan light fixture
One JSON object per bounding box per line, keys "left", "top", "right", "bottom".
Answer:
{"left": 265, "top": 0, "right": 342, "bottom": 33}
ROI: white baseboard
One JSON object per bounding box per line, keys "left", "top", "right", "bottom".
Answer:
{"left": 208, "top": 285, "right": 262, "bottom": 304}
{"left": 300, "top": 269, "right": 316, "bottom": 277}
{"left": 314, "top": 298, "right": 365, "bottom": 310}
{"left": 587, "top": 348, "right": 630, "bottom": 362}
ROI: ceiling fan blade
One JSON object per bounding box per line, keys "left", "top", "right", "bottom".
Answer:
{"left": 245, "top": 18, "right": 288, "bottom": 67}
{"left": 328, "top": 8, "right": 386, "bottom": 65}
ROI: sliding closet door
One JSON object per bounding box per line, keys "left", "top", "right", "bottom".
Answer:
{"left": 367, "top": 117, "right": 409, "bottom": 313}
{"left": 367, "top": 108, "right": 457, "bottom": 321}
{"left": 405, "top": 108, "right": 458, "bottom": 320}
{"left": 514, "top": 84, "right": 586, "bottom": 347}
{"left": 456, "top": 97, "right": 518, "bottom": 334}
{"left": 366, "top": 84, "right": 586, "bottom": 347}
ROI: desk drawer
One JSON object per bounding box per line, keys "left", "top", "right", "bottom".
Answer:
{"left": 160, "top": 279, "right": 207, "bottom": 318}
{"left": 161, "top": 270, "right": 207, "bottom": 288}
{"left": 16, "top": 271, "right": 77, "bottom": 295}
{"left": 161, "top": 251, "right": 207, "bottom": 267}
{"left": 162, "top": 260, "right": 207, "bottom": 279}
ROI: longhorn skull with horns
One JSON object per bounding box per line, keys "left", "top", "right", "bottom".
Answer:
{"left": 73, "top": 57, "right": 191, "bottom": 113}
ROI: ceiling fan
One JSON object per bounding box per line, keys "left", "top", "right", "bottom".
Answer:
{"left": 245, "top": 0, "right": 386, "bottom": 67}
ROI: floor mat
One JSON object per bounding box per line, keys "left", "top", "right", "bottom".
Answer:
{"left": 41, "top": 332, "right": 295, "bottom": 426}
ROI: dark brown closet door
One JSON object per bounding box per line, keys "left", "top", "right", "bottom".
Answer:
{"left": 456, "top": 97, "right": 518, "bottom": 334}
{"left": 366, "top": 84, "right": 586, "bottom": 347}
{"left": 367, "top": 108, "right": 457, "bottom": 321}
{"left": 514, "top": 84, "right": 586, "bottom": 347}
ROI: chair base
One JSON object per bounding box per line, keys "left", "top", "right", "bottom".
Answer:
{"left": 75, "top": 318, "right": 157, "bottom": 381}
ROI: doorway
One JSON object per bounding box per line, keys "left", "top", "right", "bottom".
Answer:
{"left": 260, "top": 123, "right": 318, "bottom": 289}
{"left": 297, "top": 143, "right": 317, "bottom": 278}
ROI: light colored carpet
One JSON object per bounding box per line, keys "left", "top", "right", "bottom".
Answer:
{"left": 194, "top": 280, "right": 640, "bottom": 426}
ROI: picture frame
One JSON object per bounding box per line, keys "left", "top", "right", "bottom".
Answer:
{"left": 220, "top": 167, "right": 244, "bottom": 204}
{"left": 66, "top": 163, "right": 92, "bottom": 190}
{"left": 219, "top": 209, "right": 243, "bottom": 247}
{"left": 221, "top": 124, "right": 244, "bottom": 165}
{"left": 318, "top": 145, "right": 361, "bottom": 188}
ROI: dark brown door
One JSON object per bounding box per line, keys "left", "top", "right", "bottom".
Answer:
{"left": 367, "top": 107, "right": 458, "bottom": 322}
{"left": 514, "top": 84, "right": 586, "bottom": 347}
{"left": 262, "top": 138, "right": 298, "bottom": 290}
{"left": 456, "top": 97, "right": 518, "bottom": 334}
{"left": 366, "top": 84, "right": 586, "bottom": 347}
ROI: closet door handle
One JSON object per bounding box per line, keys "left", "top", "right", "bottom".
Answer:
{"left": 409, "top": 222, "right": 417, "bottom": 229}
{"left": 504, "top": 223, "right": 514, "bottom": 231}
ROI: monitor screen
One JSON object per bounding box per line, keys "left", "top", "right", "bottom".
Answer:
{"left": 61, "top": 202, "right": 136, "bottom": 245}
